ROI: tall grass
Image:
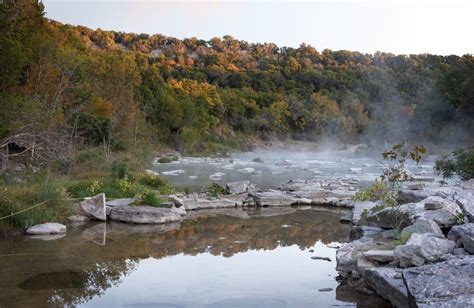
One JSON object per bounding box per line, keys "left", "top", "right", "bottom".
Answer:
{"left": 0, "top": 176, "right": 71, "bottom": 229}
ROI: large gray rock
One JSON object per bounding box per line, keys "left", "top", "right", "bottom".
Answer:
{"left": 26, "top": 223, "right": 66, "bottom": 235}
{"left": 80, "top": 193, "right": 106, "bottom": 221}
{"left": 401, "top": 219, "right": 442, "bottom": 237}
{"left": 447, "top": 223, "right": 474, "bottom": 254}
{"left": 394, "top": 233, "right": 455, "bottom": 268}
{"left": 403, "top": 256, "right": 474, "bottom": 307}
{"left": 226, "top": 181, "right": 252, "bottom": 194}
{"left": 367, "top": 207, "right": 412, "bottom": 229}
{"left": 349, "top": 226, "right": 384, "bottom": 241}
{"left": 168, "top": 195, "right": 185, "bottom": 207}
{"left": 365, "top": 267, "right": 409, "bottom": 308}
{"left": 110, "top": 205, "right": 183, "bottom": 224}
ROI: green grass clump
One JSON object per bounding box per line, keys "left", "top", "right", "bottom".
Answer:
{"left": 0, "top": 177, "right": 71, "bottom": 229}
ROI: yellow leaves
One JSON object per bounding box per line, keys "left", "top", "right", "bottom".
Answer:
{"left": 90, "top": 97, "right": 114, "bottom": 119}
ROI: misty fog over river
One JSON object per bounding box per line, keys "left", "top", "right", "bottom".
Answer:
{"left": 153, "top": 148, "right": 443, "bottom": 191}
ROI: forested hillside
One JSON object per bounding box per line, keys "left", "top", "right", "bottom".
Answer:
{"left": 1, "top": 0, "right": 473, "bottom": 170}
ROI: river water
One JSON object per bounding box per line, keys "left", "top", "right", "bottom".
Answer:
{"left": 0, "top": 208, "right": 391, "bottom": 307}
{"left": 1, "top": 149, "right": 440, "bottom": 307}
{"left": 152, "top": 149, "right": 440, "bottom": 191}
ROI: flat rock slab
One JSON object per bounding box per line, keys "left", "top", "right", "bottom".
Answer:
{"left": 110, "top": 205, "right": 183, "bottom": 224}
{"left": 26, "top": 223, "right": 66, "bottom": 235}
{"left": 80, "top": 193, "right": 106, "bottom": 221}
{"left": 365, "top": 267, "right": 409, "bottom": 308}
{"left": 403, "top": 256, "right": 474, "bottom": 307}
{"left": 401, "top": 219, "right": 442, "bottom": 236}
{"left": 182, "top": 198, "right": 238, "bottom": 210}
{"left": 363, "top": 249, "right": 395, "bottom": 263}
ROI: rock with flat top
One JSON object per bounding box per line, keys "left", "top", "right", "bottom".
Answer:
{"left": 401, "top": 219, "right": 442, "bottom": 237}
{"left": 26, "top": 223, "right": 66, "bottom": 235}
{"left": 110, "top": 205, "right": 183, "bottom": 224}
{"left": 80, "top": 193, "right": 106, "bottom": 221}
{"left": 250, "top": 190, "right": 299, "bottom": 207}
{"left": 403, "top": 256, "right": 474, "bottom": 307}
{"left": 363, "top": 250, "right": 395, "bottom": 263}
{"left": 182, "top": 197, "right": 239, "bottom": 210}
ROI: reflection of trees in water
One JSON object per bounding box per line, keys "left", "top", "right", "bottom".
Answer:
{"left": 48, "top": 260, "right": 138, "bottom": 307}
{"left": 151, "top": 209, "right": 349, "bottom": 258}
{"left": 2, "top": 209, "right": 349, "bottom": 307}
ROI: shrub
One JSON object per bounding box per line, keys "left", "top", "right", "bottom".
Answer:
{"left": 140, "top": 191, "right": 164, "bottom": 207}
{"left": 111, "top": 160, "right": 130, "bottom": 179}
{"left": 158, "top": 156, "right": 173, "bottom": 163}
{"left": 207, "top": 183, "right": 227, "bottom": 197}
{"left": 434, "top": 147, "right": 474, "bottom": 180}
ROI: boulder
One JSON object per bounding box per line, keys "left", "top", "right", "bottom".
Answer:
{"left": 365, "top": 267, "right": 409, "bottom": 308}
{"left": 80, "top": 193, "right": 106, "bottom": 221}
{"left": 363, "top": 250, "right": 395, "bottom": 263}
{"left": 403, "top": 256, "right": 474, "bottom": 307}
{"left": 447, "top": 223, "right": 474, "bottom": 253}
{"left": 416, "top": 197, "right": 464, "bottom": 228}
{"left": 226, "top": 181, "right": 252, "bottom": 194}
{"left": 394, "top": 233, "right": 455, "bottom": 268}
{"left": 367, "top": 207, "right": 412, "bottom": 229}
{"left": 349, "top": 226, "right": 384, "bottom": 241}
{"left": 110, "top": 205, "right": 183, "bottom": 224}
{"left": 26, "top": 223, "right": 66, "bottom": 235}
{"left": 401, "top": 219, "right": 442, "bottom": 237}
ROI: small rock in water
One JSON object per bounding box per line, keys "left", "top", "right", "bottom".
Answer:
{"left": 281, "top": 224, "right": 292, "bottom": 228}
{"left": 238, "top": 167, "right": 255, "bottom": 174}
{"left": 309, "top": 249, "right": 314, "bottom": 253}
{"left": 161, "top": 169, "right": 185, "bottom": 176}
{"left": 349, "top": 167, "right": 362, "bottom": 173}
{"left": 26, "top": 223, "right": 66, "bottom": 235}
{"left": 188, "top": 176, "right": 198, "bottom": 180}
{"left": 311, "top": 256, "right": 332, "bottom": 261}
{"left": 318, "top": 288, "right": 333, "bottom": 292}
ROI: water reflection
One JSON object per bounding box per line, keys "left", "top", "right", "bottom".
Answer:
{"left": 0, "top": 208, "right": 389, "bottom": 307}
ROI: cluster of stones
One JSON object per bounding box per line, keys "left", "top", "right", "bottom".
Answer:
{"left": 335, "top": 179, "right": 474, "bottom": 307}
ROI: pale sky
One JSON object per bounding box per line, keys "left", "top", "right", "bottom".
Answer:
{"left": 43, "top": 0, "right": 474, "bottom": 56}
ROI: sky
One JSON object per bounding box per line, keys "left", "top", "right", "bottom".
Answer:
{"left": 42, "top": 0, "right": 474, "bottom": 56}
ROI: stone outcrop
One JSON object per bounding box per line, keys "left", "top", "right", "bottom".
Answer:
{"left": 80, "top": 193, "right": 106, "bottom": 221}
{"left": 110, "top": 205, "right": 183, "bottom": 224}
{"left": 403, "top": 256, "right": 474, "bottom": 307}
{"left": 226, "top": 181, "right": 253, "bottom": 194}
{"left": 393, "top": 233, "right": 455, "bottom": 268}
{"left": 26, "top": 223, "right": 66, "bottom": 235}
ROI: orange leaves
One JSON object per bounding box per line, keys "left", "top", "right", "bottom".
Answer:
{"left": 90, "top": 97, "right": 114, "bottom": 119}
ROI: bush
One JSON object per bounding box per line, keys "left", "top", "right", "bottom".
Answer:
{"left": 111, "top": 160, "right": 130, "bottom": 179}
{"left": 207, "top": 183, "right": 227, "bottom": 197}
{"left": 434, "top": 147, "right": 474, "bottom": 180}
{"left": 139, "top": 191, "right": 164, "bottom": 207}
{"left": 158, "top": 156, "right": 173, "bottom": 163}
{"left": 0, "top": 178, "right": 71, "bottom": 229}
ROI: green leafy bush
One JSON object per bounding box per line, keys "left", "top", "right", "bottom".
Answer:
{"left": 139, "top": 191, "right": 164, "bottom": 207}
{"left": 434, "top": 147, "right": 474, "bottom": 180}
{"left": 207, "top": 183, "right": 227, "bottom": 197}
